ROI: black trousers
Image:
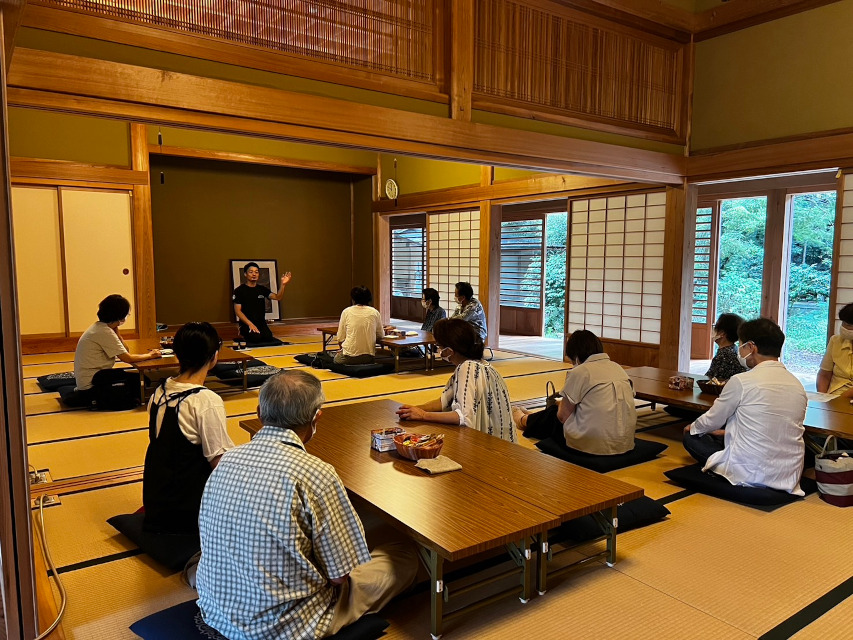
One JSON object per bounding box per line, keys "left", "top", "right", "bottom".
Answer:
{"left": 523, "top": 404, "right": 565, "bottom": 440}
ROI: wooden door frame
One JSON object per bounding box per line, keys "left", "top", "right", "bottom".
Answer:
{"left": 690, "top": 200, "right": 720, "bottom": 359}
{"left": 499, "top": 211, "right": 548, "bottom": 336}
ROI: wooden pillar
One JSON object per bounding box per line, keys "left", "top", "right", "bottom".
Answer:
{"left": 480, "top": 165, "right": 493, "bottom": 187}
{"left": 479, "top": 200, "right": 501, "bottom": 347}
{"left": 374, "top": 212, "right": 391, "bottom": 324}
{"left": 130, "top": 123, "right": 156, "bottom": 339}
{"left": 827, "top": 171, "right": 846, "bottom": 338}
{"left": 449, "top": 0, "right": 474, "bottom": 121}
{"left": 761, "top": 188, "right": 791, "bottom": 325}
{"left": 0, "top": 7, "right": 38, "bottom": 639}
{"left": 660, "top": 183, "right": 696, "bottom": 371}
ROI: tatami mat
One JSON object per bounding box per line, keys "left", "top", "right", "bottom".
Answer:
{"left": 49, "top": 556, "right": 196, "bottom": 640}
{"left": 594, "top": 492, "right": 853, "bottom": 637}
{"left": 28, "top": 430, "right": 149, "bottom": 480}
{"left": 791, "top": 595, "right": 853, "bottom": 639}
{"left": 40, "top": 483, "right": 142, "bottom": 569}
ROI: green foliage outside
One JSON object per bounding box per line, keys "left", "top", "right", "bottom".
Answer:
{"left": 543, "top": 213, "right": 567, "bottom": 338}
{"left": 715, "top": 192, "right": 836, "bottom": 372}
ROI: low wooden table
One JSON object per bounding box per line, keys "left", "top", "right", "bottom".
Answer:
{"left": 625, "top": 366, "right": 853, "bottom": 440}
{"left": 379, "top": 330, "right": 435, "bottom": 373}
{"left": 317, "top": 325, "right": 340, "bottom": 352}
{"left": 240, "top": 399, "right": 641, "bottom": 638}
{"left": 124, "top": 339, "right": 254, "bottom": 398}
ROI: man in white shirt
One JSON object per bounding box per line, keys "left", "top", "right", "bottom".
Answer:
{"left": 683, "top": 318, "right": 807, "bottom": 495}
{"left": 335, "top": 286, "right": 383, "bottom": 365}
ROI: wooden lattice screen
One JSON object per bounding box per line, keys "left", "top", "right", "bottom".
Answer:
{"left": 473, "top": 0, "right": 684, "bottom": 139}
{"left": 43, "top": 0, "right": 436, "bottom": 81}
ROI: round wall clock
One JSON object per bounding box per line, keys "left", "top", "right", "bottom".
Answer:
{"left": 385, "top": 178, "right": 399, "bottom": 200}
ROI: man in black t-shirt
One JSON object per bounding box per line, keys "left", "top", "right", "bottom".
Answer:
{"left": 232, "top": 262, "right": 291, "bottom": 343}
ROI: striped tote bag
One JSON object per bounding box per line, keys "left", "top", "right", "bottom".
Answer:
{"left": 815, "top": 437, "right": 853, "bottom": 507}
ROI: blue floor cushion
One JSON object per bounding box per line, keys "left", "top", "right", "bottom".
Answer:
{"left": 664, "top": 464, "right": 818, "bottom": 507}
{"left": 536, "top": 437, "right": 668, "bottom": 473}
{"left": 107, "top": 513, "right": 200, "bottom": 573}
{"left": 550, "top": 496, "right": 670, "bottom": 544}
{"left": 37, "top": 371, "right": 76, "bottom": 392}
{"left": 130, "top": 599, "right": 389, "bottom": 640}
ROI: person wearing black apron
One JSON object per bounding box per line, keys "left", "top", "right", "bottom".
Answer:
{"left": 142, "top": 322, "right": 233, "bottom": 535}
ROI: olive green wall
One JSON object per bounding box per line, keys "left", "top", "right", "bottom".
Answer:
{"left": 150, "top": 155, "right": 370, "bottom": 324}
{"left": 379, "top": 155, "right": 481, "bottom": 194}
{"left": 351, "top": 177, "right": 376, "bottom": 292}
{"left": 9, "top": 108, "right": 131, "bottom": 165}
{"left": 692, "top": 0, "right": 853, "bottom": 150}
{"left": 149, "top": 126, "right": 377, "bottom": 169}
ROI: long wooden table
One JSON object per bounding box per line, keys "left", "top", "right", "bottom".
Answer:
{"left": 317, "top": 325, "right": 436, "bottom": 373}
{"left": 124, "top": 339, "right": 254, "bottom": 397}
{"left": 240, "top": 399, "right": 641, "bottom": 638}
{"left": 625, "top": 366, "right": 853, "bottom": 440}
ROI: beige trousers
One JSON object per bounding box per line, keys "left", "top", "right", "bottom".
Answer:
{"left": 325, "top": 540, "right": 419, "bottom": 636}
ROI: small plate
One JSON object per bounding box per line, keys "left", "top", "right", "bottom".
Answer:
{"left": 160, "top": 348, "right": 174, "bottom": 356}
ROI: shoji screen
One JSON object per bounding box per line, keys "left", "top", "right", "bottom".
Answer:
{"left": 11, "top": 187, "right": 65, "bottom": 335}
{"left": 567, "top": 193, "right": 666, "bottom": 344}
{"left": 833, "top": 174, "right": 853, "bottom": 332}
{"left": 427, "top": 210, "right": 480, "bottom": 311}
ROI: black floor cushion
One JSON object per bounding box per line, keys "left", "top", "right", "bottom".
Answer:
{"left": 295, "top": 352, "right": 335, "bottom": 369}
{"left": 37, "top": 371, "right": 76, "bottom": 392}
{"left": 535, "top": 437, "right": 668, "bottom": 473}
{"left": 130, "top": 599, "right": 389, "bottom": 640}
{"left": 664, "top": 464, "right": 818, "bottom": 507}
{"left": 549, "top": 496, "right": 670, "bottom": 544}
{"left": 329, "top": 361, "right": 395, "bottom": 378}
{"left": 107, "top": 513, "right": 200, "bottom": 573}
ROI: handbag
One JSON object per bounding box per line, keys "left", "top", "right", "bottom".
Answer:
{"left": 814, "top": 436, "right": 853, "bottom": 507}
{"left": 545, "top": 381, "right": 562, "bottom": 408}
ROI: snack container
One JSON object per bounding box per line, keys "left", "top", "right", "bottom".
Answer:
{"left": 697, "top": 379, "right": 725, "bottom": 396}
{"left": 393, "top": 432, "right": 444, "bottom": 460}
{"left": 371, "top": 427, "right": 405, "bottom": 452}
{"left": 667, "top": 375, "right": 694, "bottom": 391}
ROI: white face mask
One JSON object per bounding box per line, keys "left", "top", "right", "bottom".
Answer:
{"left": 840, "top": 327, "right": 853, "bottom": 341}
{"left": 438, "top": 347, "right": 453, "bottom": 363}
{"left": 737, "top": 342, "right": 752, "bottom": 369}
{"left": 421, "top": 299, "right": 428, "bottom": 309}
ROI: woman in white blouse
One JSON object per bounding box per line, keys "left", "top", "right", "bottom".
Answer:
{"left": 396, "top": 318, "right": 517, "bottom": 442}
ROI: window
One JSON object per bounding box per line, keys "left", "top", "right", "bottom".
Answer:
{"left": 391, "top": 226, "right": 425, "bottom": 298}
{"left": 500, "top": 219, "right": 544, "bottom": 309}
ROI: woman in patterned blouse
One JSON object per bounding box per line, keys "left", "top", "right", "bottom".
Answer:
{"left": 396, "top": 318, "right": 517, "bottom": 442}
{"left": 420, "top": 287, "right": 446, "bottom": 332}
{"left": 706, "top": 313, "right": 747, "bottom": 380}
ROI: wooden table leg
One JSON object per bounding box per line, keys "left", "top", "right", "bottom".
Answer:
{"left": 243, "top": 363, "right": 248, "bottom": 392}
{"left": 592, "top": 507, "right": 618, "bottom": 567}
{"left": 536, "top": 531, "right": 549, "bottom": 595}
{"left": 139, "top": 371, "right": 146, "bottom": 403}
{"left": 507, "top": 538, "right": 534, "bottom": 603}
{"left": 418, "top": 546, "right": 444, "bottom": 639}
{"left": 394, "top": 348, "right": 401, "bottom": 374}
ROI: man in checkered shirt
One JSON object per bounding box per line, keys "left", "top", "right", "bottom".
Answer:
{"left": 196, "top": 370, "right": 418, "bottom": 639}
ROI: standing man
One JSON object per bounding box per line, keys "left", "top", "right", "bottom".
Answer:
{"left": 232, "top": 262, "right": 291, "bottom": 344}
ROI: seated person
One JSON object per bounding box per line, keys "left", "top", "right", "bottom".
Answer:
{"left": 421, "top": 287, "right": 446, "bottom": 332}
{"left": 513, "top": 330, "right": 637, "bottom": 455}
{"left": 817, "top": 302, "right": 853, "bottom": 397}
{"left": 197, "top": 370, "right": 417, "bottom": 639}
{"left": 450, "top": 281, "right": 487, "bottom": 341}
{"left": 67, "top": 294, "right": 161, "bottom": 407}
{"left": 335, "top": 286, "right": 383, "bottom": 365}
{"left": 683, "top": 318, "right": 807, "bottom": 495}
{"left": 143, "top": 322, "right": 233, "bottom": 536}
{"left": 396, "top": 318, "right": 517, "bottom": 442}
{"left": 705, "top": 312, "right": 747, "bottom": 380}
{"left": 232, "top": 262, "right": 291, "bottom": 344}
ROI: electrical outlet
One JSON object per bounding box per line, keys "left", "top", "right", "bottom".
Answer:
{"left": 30, "top": 495, "right": 61, "bottom": 509}
{"left": 29, "top": 469, "right": 52, "bottom": 486}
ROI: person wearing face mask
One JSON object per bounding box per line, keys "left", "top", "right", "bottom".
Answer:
{"left": 396, "top": 318, "right": 516, "bottom": 442}
{"left": 816, "top": 302, "right": 853, "bottom": 397}
{"left": 512, "top": 330, "right": 637, "bottom": 456}
{"left": 197, "top": 370, "right": 418, "bottom": 640}
{"left": 64, "top": 294, "right": 161, "bottom": 408}
{"left": 450, "top": 281, "right": 488, "bottom": 341}
{"left": 705, "top": 313, "right": 747, "bottom": 380}
{"left": 683, "top": 318, "right": 807, "bottom": 495}
{"left": 420, "top": 287, "right": 446, "bottom": 332}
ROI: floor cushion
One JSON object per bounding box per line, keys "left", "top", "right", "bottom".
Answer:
{"left": 295, "top": 352, "right": 335, "bottom": 369}
{"left": 664, "top": 464, "right": 817, "bottom": 507}
{"left": 37, "top": 371, "right": 76, "bottom": 392}
{"left": 107, "top": 513, "right": 200, "bottom": 573}
{"left": 550, "top": 496, "right": 670, "bottom": 544}
{"left": 130, "top": 599, "right": 389, "bottom": 640}
{"left": 536, "top": 437, "right": 668, "bottom": 473}
{"left": 243, "top": 337, "right": 287, "bottom": 347}
{"left": 210, "top": 359, "right": 266, "bottom": 377}
{"left": 329, "top": 360, "right": 395, "bottom": 378}
{"left": 212, "top": 360, "right": 280, "bottom": 388}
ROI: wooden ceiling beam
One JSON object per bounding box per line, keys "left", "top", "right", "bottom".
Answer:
{"left": 693, "top": 0, "right": 844, "bottom": 41}
{"left": 7, "top": 49, "right": 685, "bottom": 184}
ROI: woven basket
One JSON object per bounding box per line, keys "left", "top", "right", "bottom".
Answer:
{"left": 394, "top": 433, "right": 444, "bottom": 460}
{"left": 697, "top": 380, "right": 725, "bottom": 396}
